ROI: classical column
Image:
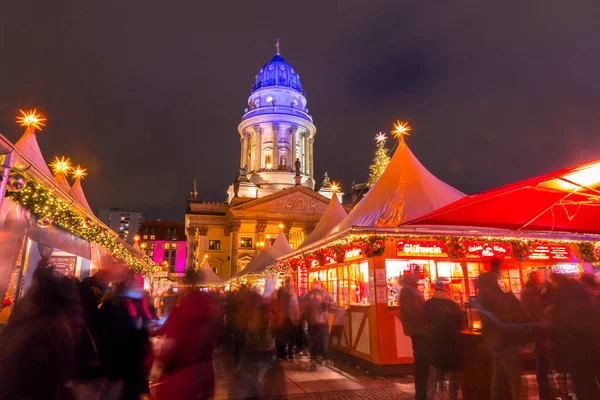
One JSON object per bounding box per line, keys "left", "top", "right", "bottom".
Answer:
{"left": 255, "top": 220, "right": 267, "bottom": 245}
{"left": 309, "top": 137, "right": 315, "bottom": 178}
{"left": 185, "top": 227, "right": 196, "bottom": 271}
{"left": 240, "top": 132, "right": 249, "bottom": 169}
{"left": 290, "top": 125, "right": 298, "bottom": 171}
{"left": 303, "top": 133, "right": 309, "bottom": 175}
{"left": 253, "top": 125, "right": 262, "bottom": 171}
{"left": 229, "top": 222, "right": 241, "bottom": 277}
{"left": 282, "top": 222, "right": 292, "bottom": 240}
{"left": 239, "top": 136, "right": 245, "bottom": 169}
{"left": 272, "top": 123, "right": 279, "bottom": 170}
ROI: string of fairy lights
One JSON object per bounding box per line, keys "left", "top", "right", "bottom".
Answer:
{"left": 6, "top": 110, "right": 159, "bottom": 276}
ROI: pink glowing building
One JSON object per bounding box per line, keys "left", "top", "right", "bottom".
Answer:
{"left": 138, "top": 221, "right": 187, "bottom": 275}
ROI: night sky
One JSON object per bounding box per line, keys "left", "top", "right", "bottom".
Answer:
{"left": 2, "top": 1, "right": 600, "bottom": 222}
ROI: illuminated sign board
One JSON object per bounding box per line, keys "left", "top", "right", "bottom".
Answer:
{"left": 528, "top": 244, "right": 572, "bottom": 261}
{"left": 464, "top": 241, "right": 512, "bottom": 259}
{"left": 344, "top": 247, "right": 363, "bottom": 261}
{"left": 396, "top": 240, "right": 448, "bottom": 257}
{"left": 551, "top": 264, "right": 579, "bottom": 274}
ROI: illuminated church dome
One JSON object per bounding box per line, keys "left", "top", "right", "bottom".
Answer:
{"left": 252, "top": 53, "right": 303, "bottom": 94}
{"left": 232, "top": 39, "right": 317, "bottom": 201}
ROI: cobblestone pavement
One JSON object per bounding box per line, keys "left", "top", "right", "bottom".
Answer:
{"left": 213, "top": 343, "right": 562, "bottom": 399}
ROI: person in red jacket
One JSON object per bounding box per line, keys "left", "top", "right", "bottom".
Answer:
{"left": 151, "top": 291, "right": 222, "bottom": 400}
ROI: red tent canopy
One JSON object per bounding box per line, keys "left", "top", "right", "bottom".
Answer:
{"left": 405, "top": 158, "right": 600, "bottom": 234}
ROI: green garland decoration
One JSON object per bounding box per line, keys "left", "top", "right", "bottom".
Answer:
{"left": 510, "top": 240, "right": 530, "bottom": 262}
{"left": 5, "top": 177, "right": 159, "bottom": 276}
{"left": 578, "top": 242, "right": 595, "bottom": 263}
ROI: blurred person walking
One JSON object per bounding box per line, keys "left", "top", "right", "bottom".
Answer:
{"left": 151, "top": 291, "right": 222, "bottom": 400}
{"left": 72, "top": 269, "right": 120, "bottom": 399}
{"left": 422, "top": 280, "right": 464, "bottom": 400}
{"left": 99, "top": 272, "right": 153, "bottom": 400}
{"left": 0, "top": 258, "right": 83, "bottom": 400}
{"left": 306, "top": 280, "right": 333, "bottom": 371}
{"left": 399, "top": 266, "right": 429, "bottom": 400}
{"left": 274, "top": 276, "right": 300, "bottom": 361}
{"left": 549, "top": 272, "right": 600, "bottom": 400}
{"left": 520, "top": 271, "right": 553, "bottom": 400}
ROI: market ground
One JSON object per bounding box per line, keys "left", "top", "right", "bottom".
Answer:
{"left": 212, "top": 345, "right": 550, "bottom": 400}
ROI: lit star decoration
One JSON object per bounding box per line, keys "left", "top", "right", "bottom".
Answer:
{"left": 392, "top": 121, "right": 411, "bottom": 142}
{"left": 72, "top": 165, "right": 87, "bottom": 180}
{"left": 49, "top": 156, "right": 73, "bottom": 176}
{"left": 330, "top": 182, "right": 341, "bottom": 193}
{"left": 375, "top": 132, "right": 387, "bottom": 143}
{"left": 16, "top": 109, "right": 46, "bottom": 131}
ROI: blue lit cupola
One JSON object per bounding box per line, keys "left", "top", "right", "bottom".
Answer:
{"left": 252, "top": 39, "right": 303, "bottom": 94}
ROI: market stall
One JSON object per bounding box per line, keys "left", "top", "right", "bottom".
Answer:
{"left": 277, "top": 126, "right": 600, "bottom": 370}
{"left": 0, "top": 111, "right": 158, "bottom": 321}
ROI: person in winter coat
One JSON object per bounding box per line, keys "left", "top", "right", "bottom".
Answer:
{"left": 275, "top": 277, "right": 300, "bottom": 360}
{"left": 549, "top": 273, "right": 600, "bottom": 400}
{"left": 0, "top": 258, "right": 83, "bottom": 400}
{"left": 422, "top": 280, "right": 464, "bottom": 400}
{"left": 477, "top": 259, "right": 530, "bottom": 400}
{"left": 152, "top": 291, "right": 222, "bottom": 400}
{"left": 520, "top": 271, "right": 553, "bottom": 399}
{"left": 306, "top": 280, "right": 333, "bottom": 371}
{"left": 399, "top": 267, "right": 429, "bottom": 400}
{"left": 99, "top": 272, "right": 153, "bottom": 400}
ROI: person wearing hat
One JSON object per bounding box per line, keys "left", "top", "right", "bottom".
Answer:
{"left": 423, "top": 280, "right": 465, "bottom": 400}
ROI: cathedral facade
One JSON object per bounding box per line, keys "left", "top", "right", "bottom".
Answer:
{"left": 186, "top": 41, "right": 332, "bottom": 279}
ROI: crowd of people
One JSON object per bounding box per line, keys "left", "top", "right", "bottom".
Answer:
{"left": 400, "top": 260, "right": 600, "bottom": 400}
{"left": 224, "top": 277, "right": 334, "bottom": 373}
{"left": 0, "top": 260, "right": 334, "bottom": 399}
{"left": 4, "top": 255, "right": 600, "bottom": 400}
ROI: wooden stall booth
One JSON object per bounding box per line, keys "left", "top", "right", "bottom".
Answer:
{"left": 278, "top": 226, "right": 598, "bottom": 371}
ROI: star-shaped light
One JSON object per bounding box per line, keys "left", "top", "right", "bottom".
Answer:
{"left": 392, "top": 121, "right": 411, "bottom": 141}
{"left": 49, "top": 156, "right": 72, "bottom": 176}
{"left": 330, "top": 181, "right": 341, "bottom": 193}
{"left": 375, "top": 132, "right": 387, "bottom": 143}
{"left": 16, "top": 109, "right": 46, "bottom": 131}
{"left": 72, "top": 165, "right": 88, "bottom": 180}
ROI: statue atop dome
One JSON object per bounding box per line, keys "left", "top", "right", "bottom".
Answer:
{"left": 275, "top": 38, "right": 280, "bottom": 55}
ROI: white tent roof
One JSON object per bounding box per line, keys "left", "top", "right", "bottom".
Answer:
{"left": 235, "top": 231, "right": 292, "bottom": 277}
{"left": 54, "top": 172, "right": 71, "bottom": 193}
{"left": 14, "top": 127, "right": 53, "bottom": 180}
{"left": 69, "top": 178, "right": 93, "bottom": 213}
{"left": 300, "top": 194, "right": 347, "bottom": 248}
{"left": 191, "top": 260, "right": 224, "bottom": 285}
{"left": 328, "top": 140, "right": 465, "bottom": 236}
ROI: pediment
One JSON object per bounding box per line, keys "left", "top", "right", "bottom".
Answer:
{"left": 231, "top": 186, "right": 330, "bottom": 214}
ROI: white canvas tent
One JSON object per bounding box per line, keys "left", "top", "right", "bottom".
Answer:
{"left": 69, "top": 178, "right": 93, "bottom": 213}
{"left": 234, "top": 231, "right": 292, "bottom": 278}
{"left": 327, "top": 140, "right": 465, "bottom": 236}
{"left": 14, "top": 127, "right": 54, "bottom": 181}
{"left": 190, "top": 260, "right": 224, "bottom": 286}
{"left": 300, "top": 194, "right": 347, "bottom": 249}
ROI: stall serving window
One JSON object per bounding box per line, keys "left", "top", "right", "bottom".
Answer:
{"left": 386, "top": 259, "right": 436, "bottom": 305}
{"left": 308, "top": 261, "right": 369, "bottom": 307}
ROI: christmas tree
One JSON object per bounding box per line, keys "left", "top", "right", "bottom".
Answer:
{"left": 368, "top": 132, "right": 391, "bottom": 186}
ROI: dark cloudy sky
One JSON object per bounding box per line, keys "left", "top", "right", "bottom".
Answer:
{"left": 2, "top": 1, "right": 600, "bottom": 222}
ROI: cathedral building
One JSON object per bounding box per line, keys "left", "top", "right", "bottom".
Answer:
{"left": 186, "top": 41, "right": 335, "bottom": 279}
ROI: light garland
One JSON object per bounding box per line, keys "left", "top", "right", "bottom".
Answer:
{"left": 6, "top": 175, "right": 160, "bottom": 276}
